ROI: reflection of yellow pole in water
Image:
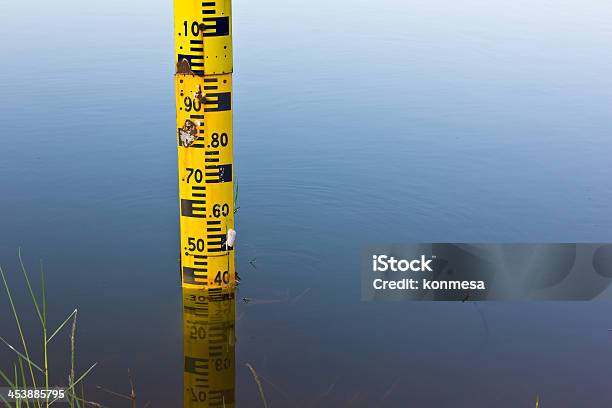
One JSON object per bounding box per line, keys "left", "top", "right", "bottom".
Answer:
{"left": 175, "top": 0, "right": 235, "bottom": 290}
{"left": 182, "top": 288, "right": 236, "bottom": 407}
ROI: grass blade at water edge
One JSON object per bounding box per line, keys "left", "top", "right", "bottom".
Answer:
{"left": 0, "top": 337, "right": 44, "bottom": 374}
{"left": 0, "top": 265, "right": 40, "bottom": 397}
{"left": 47, "top": 310, "right": 78, "bottom": 345}
{"left": 18, "top": 249, "right": 42, "bottom": 325}
{"left": 48, "top": 362, "right": 97, "bottom": 407}
{"left": 41, "top": 262, "right": 50, "bottom": 408}
{"left": 245, "top": 363, "right": 268, "bottom": 408}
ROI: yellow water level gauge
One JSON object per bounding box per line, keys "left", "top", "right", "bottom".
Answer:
{"left": 175, "top": 0, "right": 235, "bottom": 290}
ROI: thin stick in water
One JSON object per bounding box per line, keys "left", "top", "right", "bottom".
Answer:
{"left": 245, "top": 364, "right": 268, "bottom": 408}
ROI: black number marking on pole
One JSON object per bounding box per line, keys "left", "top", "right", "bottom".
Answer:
{"left": 184, "top": 96, "right": 202, "bottom": 112}
{"left": 212, "top": 203, "right": 229, "bottom": 218}
{"left": 214, "top": 270, "right": 230, "bottom": 285}
{"left": 210, "top": 132, "right": 228, "bottom": 148}
{"left": 188, "top": 237, "right": 205, "bottom": 252}
{"left": 186, "top": 168, "right": 203, "bottom": 183}
{"left": 183, "top": 20, "right": 202, "bottom": 37}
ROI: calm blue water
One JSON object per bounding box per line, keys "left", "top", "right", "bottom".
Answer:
{"left": 1, "top": 0, "right": 612, "bottom": 406}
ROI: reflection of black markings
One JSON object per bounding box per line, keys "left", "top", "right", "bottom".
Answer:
{"left": 183, "top": 306, "right": 208, "bottom": 315}
{"left": 209, "top": 389, "right": 234, "bottom": 406}
{"left": 185, "top": 306, "right": 209, "bottom": 317}
{"left": 212, "top": 290, "right": 234, "bottom": 301}
{"left": 194, "top": 377, "right": 208, "bottom": 386}
{"left": 185, "top": 356, "right": 209, "bottom": 375}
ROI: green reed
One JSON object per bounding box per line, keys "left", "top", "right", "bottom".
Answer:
{"left": 0, "top": 249, "right": 97, "bottom": 408}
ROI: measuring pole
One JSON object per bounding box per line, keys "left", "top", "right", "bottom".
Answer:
{"left": 175, "top": 0, "right": 235, "bottom": 290}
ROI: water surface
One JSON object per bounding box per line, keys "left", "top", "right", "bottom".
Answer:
{"left": 1, "top": 0, "right": 612, "bottom": 406}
